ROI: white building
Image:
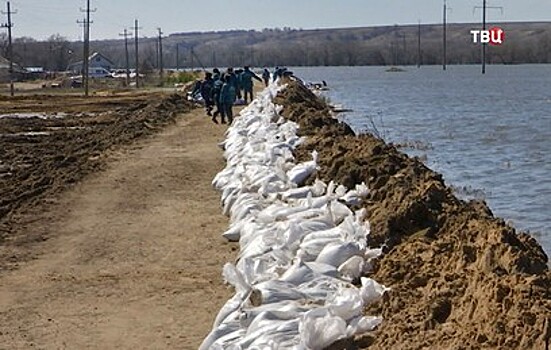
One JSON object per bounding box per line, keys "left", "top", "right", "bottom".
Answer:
{"left": 66, "top": 52, "right": 115, "bottom": 74}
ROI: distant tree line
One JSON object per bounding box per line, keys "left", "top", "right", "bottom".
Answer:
{"left": 1, "top": 22, "right": 550, "bottom": 72}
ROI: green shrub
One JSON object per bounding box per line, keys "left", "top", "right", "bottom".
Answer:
{"left": 166, "top": 71, "right": 200, "bottom": 85}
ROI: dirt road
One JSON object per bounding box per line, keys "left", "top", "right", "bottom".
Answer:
{"left": 0, "top": 108, "right": 234, "bottom": 349}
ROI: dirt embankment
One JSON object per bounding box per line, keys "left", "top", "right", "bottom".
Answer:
{"left": 275, "top": 82, "right": 550, "bottom": 349}
{"left": 0, "top": 93, "right": 192, "bottom": 263}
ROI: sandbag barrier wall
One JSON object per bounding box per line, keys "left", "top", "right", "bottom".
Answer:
{"left": 201, "top": 83, "right": 388, "bottom": 349}
{"left": 273, "top": 81, "right": 550, "bottom": 349}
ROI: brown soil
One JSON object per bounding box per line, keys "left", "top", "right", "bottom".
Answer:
{"left": 275, "top": 82, "right": 550, "bottom": 350}
{"left": 0, "top": 94, "right": 234, "bottom": 348}
{"left": 0, "top": 93, "right": 190, "bottom": 251}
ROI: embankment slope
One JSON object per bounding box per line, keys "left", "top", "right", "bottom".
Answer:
{"left": 275, "top": 82, "right": 550, "bottom": 349}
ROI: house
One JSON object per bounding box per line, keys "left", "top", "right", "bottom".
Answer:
{"left": 66, "top": 52, "right": 115, "bottom": 74}
{"left": 23, "top": 67, "right": 47, "bottom": 80}
{"left": 0, "top": 55, "right": 25, "bottom": 83}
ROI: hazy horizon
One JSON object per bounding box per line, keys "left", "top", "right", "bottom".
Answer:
{"left": 2, "top": 0, "right": 550, "bottom": 41}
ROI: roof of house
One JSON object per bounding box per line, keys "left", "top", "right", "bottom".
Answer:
{"left": 0, "top": 56, "right": 24, "bottom": 71}
{"left": 88, "top": 52, "right": 115, "bottom": 65}
{"left": 0, "top": 56, "right": 10, "bottom": 69}
{"left": 67, "top": 52, "right": 115, "bottom": 69}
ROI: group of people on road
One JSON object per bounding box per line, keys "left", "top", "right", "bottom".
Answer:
{"left": 191, "top": 66, "right": 294, "bottom": 124}
{"left": 192, "top": 66, "right": 265, "bottom": 124}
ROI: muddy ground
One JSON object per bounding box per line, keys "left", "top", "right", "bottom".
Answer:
{"left": 0, "top": 91, "right": 235, "bottom": 349}
{"left": 275, "top": 82, "right": 550, "bottom": 349}
{"left": 0, "top": 92, "right": 192, "bottom": 270}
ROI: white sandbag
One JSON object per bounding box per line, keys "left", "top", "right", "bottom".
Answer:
{"left": 287, "top": 150, "right": 319, "bottom": 185}
{"left": 209, "top": 328, "right": 247, "bottom": 349}
{"left": 203, "top": 83, "right": 386, "bottom": 348}
{"left": 304, "top": 261, "right": 338, "bottom": 279}
{"left": 315, "top": 242, "right": 362, "bottom": 267}
{"left": 280, "top": 186, "right": 312, "bottom": 201}
{"left": 223, "top": 263, "right": 251, "bottom": 297}
{"left": 295, "top": 216, "right": 334, "bottom": 235}
{"left": 360, "top": 277, "right": 389, "bottom": 305}
{"left": 346, "top": 315, "right": 383, "bottom": 337}
{"left": 299, "top": 309, "right": 347, "bottom": 350}
{"left": 327, "top": 288, "right": 363, "bottom": 321}
{"left": 237, "top": 319, "right": 300, "bottom": 349}
{"left": 222, "top": 223, "right": 242, "bottom": 242}
{"left": 341, "top": 182, "right": 370, "bottom": 206}
{"left": 338, "top": 255, "right": 366, "bottom": 280}
{"left": 212, "top": 293, "right": 245, "bottom": 328}
{"left": 199, "top": 322, "right": 241, "bottom": 350}
{"left": 301, "top": 226, "right": 343, "bottom": 244}
{"left": 299, "top": 237, "right": 343, "bottom": 259}
{"left": 279, "top": 259, "right": 316, "bottom": 286}
{"left": 329, "top": 200, "right": 353, "bottom": 224}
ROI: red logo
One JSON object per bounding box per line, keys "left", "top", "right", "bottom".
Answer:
{"left": 470, "top": 27, "right": 505, "bottom": 45}
{"left": 488, "top": 27, "right": 505, "bottom": 46}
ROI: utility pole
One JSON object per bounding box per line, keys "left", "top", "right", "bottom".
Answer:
{"left": 176, "top": 44, "right": 180, "bottom": 71}
{"left": 417, "top": 20, "right": 421, "bottom": 68}
{"left": 119, "top": 28, "right": 131, "bottom": 86}
{"left": 155, "top": 39, "right": 159, "bottom": 69}
{"left": 443, "top": 0, "right": 447, "bottom": 70}
{"left": 157, "top": 27, "right": 163, "bottom": 86}
{"left": 474, "top": 0, "right": 503, "bottom": 74}
{"left": 442, "top": 1, "right": 452, "bottom": 71}
{"left": 190, "top": 47, "right": 194, "bottom": 71}
{"left": 78, "top": 0, "right": 95, "bottom": 97}
{"left": 481, "top": 0, "right": 486, "bottom": 74}
{"left": 1, "top": 1, "right": 16, "bottom": 96}
{"left": 132, "top": 19, "right": 142, "bottom": 88}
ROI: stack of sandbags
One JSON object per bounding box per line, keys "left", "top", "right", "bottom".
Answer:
{"left": 202, "top": 83, "right": 387, "bottom": 349}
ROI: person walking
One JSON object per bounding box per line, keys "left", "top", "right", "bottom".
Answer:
{"left": 219, "top": 74, "right": 236, "bottom": 124}
{"left": 240, "top": 66, "right": 263, "bottom": 104}
{"left": 210, "top": 69, "right": 224, "bottom": 124}
{"left": 235, "top": 68, "right": 244, "bottom": 101}
{"left": 226, "top": 68, "right": 241, "bottom": 101}
{"left": 262, "top": 68, "right": 270, "bottom": 87}
{"left": 200, "top": 71, "right": 215, "bottom": 116}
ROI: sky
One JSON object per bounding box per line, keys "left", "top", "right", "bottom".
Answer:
{"left": 3, "top": 0, "right": 550, "bottom": 41}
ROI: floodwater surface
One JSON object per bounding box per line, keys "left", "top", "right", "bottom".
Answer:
{"left": 293, "top": 65, "right": 551, "bottom": 255}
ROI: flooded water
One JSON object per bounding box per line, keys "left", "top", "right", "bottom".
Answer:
{"left": 292, "top": 65, "right": 551, "bottom": 255}
{"left": 0, "top": 113, "right": 67, "bottom": 120}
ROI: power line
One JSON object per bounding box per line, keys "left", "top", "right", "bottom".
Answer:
{"left": 417, "top": 20, "right": 421, "bottom": 68}
{"left": 175, "top": 43, "right": 180, "bottom": 71}
{"left": 474, "top": 0, "right": 503, "bottom": 74}
{"left": 157, "top": 27, "right": 163, "bottom": 86}
{"left": 77, "top": 0, "right": 96, "bottom": 96}
{"left": 1, "top": 1, "right": 17, "bottom": 96}
{"left": 132, "top": 19, "right": 142, "bottom": 88}
{"left": 119, "top": 28, "right": 131, "bottom": 86}
{"left": 442, "top": 0, "right": 452, "bottom": 71}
